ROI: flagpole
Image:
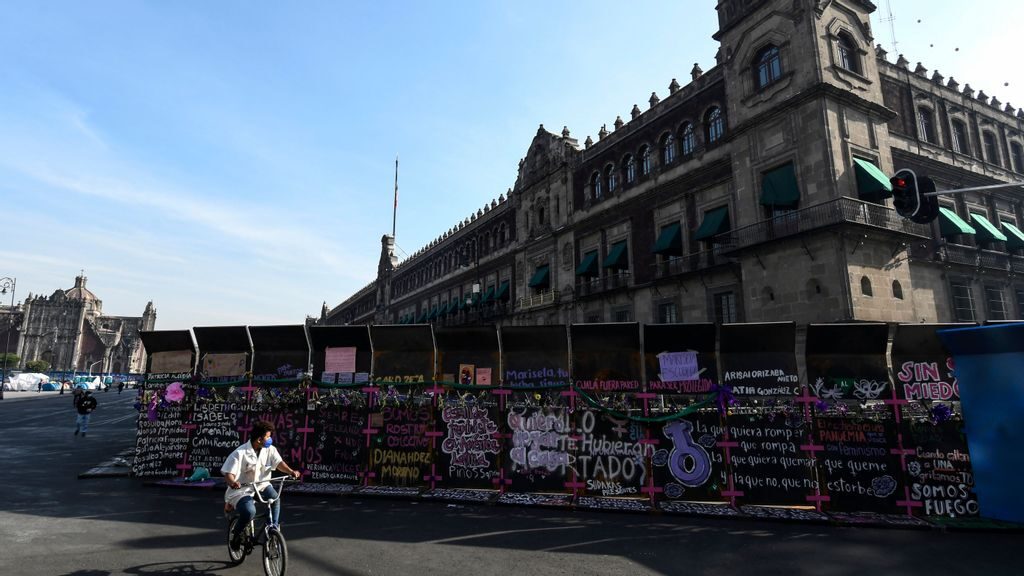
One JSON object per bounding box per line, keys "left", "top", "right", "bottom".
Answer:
{"left": 392, "top": 156, "right": 399, "bottom": 239}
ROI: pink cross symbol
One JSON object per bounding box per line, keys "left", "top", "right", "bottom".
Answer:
{"left": 491, "top": 469, "right": 512, "bottom": 492}
{"left": 490, "top": 388, "right": 511, "bottom": 411}
{"left": 795, "top": 385, "right": 817, "bottom": 420}
{"left": 362, "top": 427, "right": 379, "bottom": 447}
{"left": 634, "top": 392, "right": 657, "bottom": 417}
{"left": 560, "top": 388, "right": 578, "bottom": 411}
{"left": 423, "top": 464, "right": 442, "bottom": 489}
{"left": 896, "top": 485, "right": 924, "bottom": 516}
{"left": 883, "top": 386, "right": 909, "bottom": 423}
{"left": 805, "top": 493, "right": 830, "bottom": 511}
{"left": 362, "top": 387, "right": 378, "bottom": 408}
{"left": 720, "top": 475, "right": 744, "bottom": 505}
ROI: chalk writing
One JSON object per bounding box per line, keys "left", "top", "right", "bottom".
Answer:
{"left": 505, "top": 407, "right": 572, "bottom": 492}
{"left": 504, "top": 367, "right": 570, "bottom": 388}
{"left": 574, "top": 410, "right": 652, "bottom": 497}
{"left": 815, "top": 417, "right": 902, "bottom": 512}
{"left": 440, "top": 404, "right": 500, "bottom": 487}
{"left": 729, "top": 414, "right": 817, "bottom": 505}
{"left": 906, "top": 420, "right": 978, "bottom": 518}
{"left": 188, "top": 402, "right": 243, "bottom": 472}
{"left": 309, "top": 405, "right": 366, "bottom": 483}
{"left": 720, "top": 353, "right": 800, "bottom": 396}
{"left": 369, "top": 404, "right": 433, "bottom": 487}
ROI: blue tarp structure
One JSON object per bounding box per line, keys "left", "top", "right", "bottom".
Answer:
{"left": 938, "top": 323, "right": 1024, "bottom": 524}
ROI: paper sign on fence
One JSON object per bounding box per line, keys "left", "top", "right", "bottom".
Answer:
{"left": 325, "top": 347, "right": 357, "bottom": 373}
{"left": 657, "top": 351, "right": 700, "bottom": 382}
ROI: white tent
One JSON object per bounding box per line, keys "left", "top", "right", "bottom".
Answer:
{"left": 3, "top": 373, "right": 50, "bottom": 391}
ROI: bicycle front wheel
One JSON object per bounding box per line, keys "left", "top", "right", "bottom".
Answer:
{"left": 262, "top": 528, "right": 288, "bottom": 576}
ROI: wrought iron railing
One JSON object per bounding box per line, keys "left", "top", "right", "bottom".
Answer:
{"left": 576, "top": 272, "right": 633, "bottom": 296}
{"left": 649, "top": 248, "right": 728, "bottom": 279}
{"left": 914, "top": 242, "right": 1019, "bottom": 272}
{"left": 712, "top": 197, "right": 932, "bottom": 250}
{"left": 517, "top": 290, "right": 559, "bottom": 310}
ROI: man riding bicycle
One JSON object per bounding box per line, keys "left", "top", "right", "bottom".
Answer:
{"left": 222, "top": 420, "right": 301, "bottom": 552}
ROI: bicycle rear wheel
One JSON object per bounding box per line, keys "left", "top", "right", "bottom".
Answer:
{"left": 227, "top": 517, "right": 246, "bottom": 565}
{"left": 262, "top": 528, "right": 288, "bottom": 576}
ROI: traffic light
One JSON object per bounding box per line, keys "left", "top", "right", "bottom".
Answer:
{"left": 890, "top": 169, "right": 938, "bottom": 224}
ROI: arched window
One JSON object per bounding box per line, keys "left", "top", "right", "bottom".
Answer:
{"left": 951, "top": 119, "right": 970, "bottom": 154}
{"left": 605, "top": 163, "right": 617, "bottom": 193}
{"left": 623, "top": 154, "right": 636, "bottom": 184}
{"left": 705, "top": 107, "right": 724, "bottom": 144}
{"left": 680, "top": 123, "right": 695, "bottom": 156}
{"left": 640, "top": 145, "right": 651, "bottom": 176}
{"left": 861, "top": 276, "right": 873, "bottom": 297}
{"left": 837, "top": 33, "right": 860, "bottom": 74}
{"left": 591, "top": 172, "right": 602, "bottom": 199}
{"left": 917, "top": 107, "right": 936, "bottom": 144}
{"left": 892, "top": 280, "right": 904, "bottom": 300}
{"left": 661, "top": 133, "right": 676, "bottom": 165}
{"left": 1011, "top": 142, "right": 1024, "bottom": 173}
{"left": 538, "top": 205, "right": 546, "bottom": 226}
{"left": 983, "top": 131, "right": 1001, "bottom": 166}
{"left": 755, "top": 45, "right": 782, "bottom": 88}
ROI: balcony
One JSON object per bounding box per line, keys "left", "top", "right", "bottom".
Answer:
{"left": 650, "top": 248, "right": 729, "bottom": 280}
{"left": 911, "top": 242, "right": 1021, "bottom": 273}
{"left": 713, "top": 197, "right": 932, "bottom": 251}
{"left": 576, "top": 272, "right": 632, "bottom": 297}
{"left": 517, "top": 290, "right": 559, "bottom": 310}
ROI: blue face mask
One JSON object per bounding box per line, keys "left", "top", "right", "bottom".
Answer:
{"left": 263, "top": 437, "right": 273, "bottom": 448}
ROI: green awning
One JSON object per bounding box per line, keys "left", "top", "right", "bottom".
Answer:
{"left": 653, "top": 223, "right": 683, "bottom": 256}
{"left": 939, "top": 207, "right": 976, "bottom": 237}
{"left": 481, "top": 285, "right": 496, "bottom": 304}
{"left": 528, "top": 265, "right": 550, "bottom": 288}
{"left": 576, "top": 251, "right": 599, "bottom": 277}
{"left": 760, "top": 163, "right": 801, "bottom": 208}
{"left": 495, "top": 280, "right": 510, "bottom": 301}
{"left": 1001, "top": 221, "right": 1024, "bottom": 249}
{"left": 694, "top": 206, "right": 730, "bottom": 241}
{"left": 448, "top": 298, "right": 460, "bottom": 315}
{"left": 853, "top": 158, "right": 893, "bottom": 201}
{"left": 603, "top": 241, "right": 629, "bottom": 269}
{"left": 427, "top": 305, "right": 438, "bottom": 320}
{"left": 438, "top": 301, "right": 451, "bottom": 316}
{"left": 415, "top": 311, "right": 427, "bottom": 323}
{"left": 970, "top": 212, "right": 1008, "bottom": 242}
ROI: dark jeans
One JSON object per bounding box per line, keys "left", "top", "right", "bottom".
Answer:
{"left": 232, "top": 485, "right": 280, "bottom": 536}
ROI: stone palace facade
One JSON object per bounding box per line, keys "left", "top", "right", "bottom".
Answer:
{"left": 318, "top": 0, "right": 1024, "bottom": 332}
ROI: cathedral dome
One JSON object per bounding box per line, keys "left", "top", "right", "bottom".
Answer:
{"left": 65, "top": 275, "right": 98, "bottom": 302}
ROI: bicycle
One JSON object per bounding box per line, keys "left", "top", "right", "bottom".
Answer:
{"left": 226, "top": 475, "right": 297, "bottom": 576}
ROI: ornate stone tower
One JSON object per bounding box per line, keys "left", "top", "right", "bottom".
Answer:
{"left": 709, "top": 0, "right": 915, "bottom": 324}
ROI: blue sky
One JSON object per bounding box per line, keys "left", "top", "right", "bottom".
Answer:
{"left": 1, "top": 1, "right": 1021, "bottom": 330}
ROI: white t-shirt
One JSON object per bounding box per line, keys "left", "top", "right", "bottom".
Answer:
{"left": 221, "top": 442, "right": 283, "bottom": 506}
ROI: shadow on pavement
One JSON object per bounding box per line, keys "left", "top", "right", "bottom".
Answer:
{"left": 122, "top": 560, "right": 233, "bottom": 575}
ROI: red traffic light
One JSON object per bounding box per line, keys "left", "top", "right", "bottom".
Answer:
{"left": 894, "top": 177, "right": 907, "bottom": 188}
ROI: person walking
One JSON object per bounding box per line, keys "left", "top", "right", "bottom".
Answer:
{"left": 74, "top": 389, "right": 98, "bottom": 437}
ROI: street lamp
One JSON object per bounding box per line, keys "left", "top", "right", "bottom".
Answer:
{"left": 0, "top": 276, "right": 16, "bottom": 401}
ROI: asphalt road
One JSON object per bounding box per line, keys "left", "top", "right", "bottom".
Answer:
{"left": 0, "top": 391, "right": 1019, "bottom": 576}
